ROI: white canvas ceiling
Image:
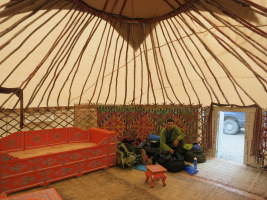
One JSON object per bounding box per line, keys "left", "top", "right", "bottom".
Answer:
{"left": 0, "top": 0, "right": 266, "bottom": 109}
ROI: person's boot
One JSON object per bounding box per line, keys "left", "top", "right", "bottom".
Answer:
{"left": 140, "top": 149, "right": 148, "bottom": 165}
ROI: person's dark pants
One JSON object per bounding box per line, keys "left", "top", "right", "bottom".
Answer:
{"left": 161, "top": 139, "right": 184, "bottom": 155}
{"left": 171, "top": 139, "right": 184, "bottom": 156}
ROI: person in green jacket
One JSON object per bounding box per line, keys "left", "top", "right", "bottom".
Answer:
{"left": 160, "top": 118, "right": 184, "bottom": 156}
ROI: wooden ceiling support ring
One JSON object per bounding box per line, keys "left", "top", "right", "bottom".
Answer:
{"left": 72, "top": 0, "right": 195, "bottom": 23}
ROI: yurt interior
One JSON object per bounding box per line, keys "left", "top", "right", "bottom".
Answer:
{"left": 0, "top": 0, "right": 267, "bottom": 199}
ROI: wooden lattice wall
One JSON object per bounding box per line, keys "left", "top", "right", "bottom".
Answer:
{"left": 0, "top": 107, "right": 75, "bottom": 137}
{"left": 261, "top": 111, "right": 267, "bottom": 167}
{"left": 0, "top": 105, "right": 266, "bottom": 168}
{"left": 74, "top": 104, "right": 97, "bottom": 130}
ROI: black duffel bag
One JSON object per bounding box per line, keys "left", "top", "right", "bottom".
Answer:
{"left": 184, "top": 143, "right": 206, "bottom": 163}
{"left": 184, "top": 149, "right": 206, "bottom": 163}
{"left": 157, "top": 153, "right": 185, "bottom": 172}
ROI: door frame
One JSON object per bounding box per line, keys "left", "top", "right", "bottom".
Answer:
{"left": 209, "top": 106, "right": 258, "bottom": 167}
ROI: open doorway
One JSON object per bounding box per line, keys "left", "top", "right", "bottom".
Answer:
{"left": 217, "top": 111, "right": 246, "bottom": 163}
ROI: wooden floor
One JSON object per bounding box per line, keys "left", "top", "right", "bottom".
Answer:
{"left": 8, "top": 157, "right": 267, "bottom": 200}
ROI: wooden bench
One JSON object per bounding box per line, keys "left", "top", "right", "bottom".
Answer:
{"left": 0, "top": 127, "right": 118, "bottom": 194}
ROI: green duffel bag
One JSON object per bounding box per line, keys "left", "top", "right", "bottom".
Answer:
{"left": 184, "top": 149, "right": 206, "bottom": 163}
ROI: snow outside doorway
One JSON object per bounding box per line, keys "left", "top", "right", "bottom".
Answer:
{"left": 217, "top": 111, "right": 246, "bottom": 163}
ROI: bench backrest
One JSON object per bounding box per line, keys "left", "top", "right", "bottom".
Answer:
{"left": 0, "top": 127, "right": 90, "bottom": 152}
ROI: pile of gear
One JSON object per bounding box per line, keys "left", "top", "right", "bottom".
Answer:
{"left": 116, "top": 135, "right": 206, "bottom": 172}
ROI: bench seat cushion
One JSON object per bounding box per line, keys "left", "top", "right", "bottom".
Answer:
{"left": 8, "top": 142, "right": 97, "bottom": 159}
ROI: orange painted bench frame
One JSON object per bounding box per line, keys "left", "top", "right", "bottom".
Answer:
{"left": 1, "top": 188, "right": 62, "bottom": 200}
{"left": 0, "top": 127, "right": 118, "bottom": 194}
